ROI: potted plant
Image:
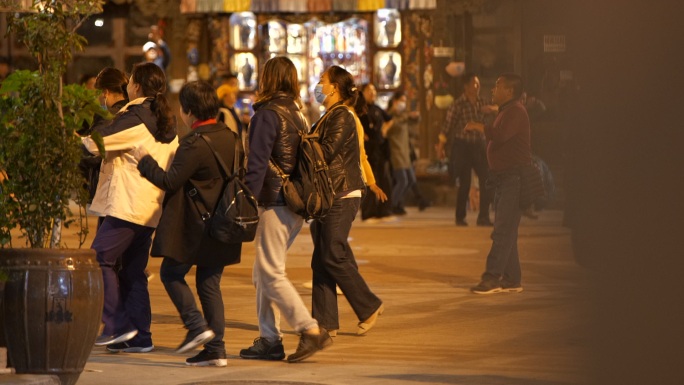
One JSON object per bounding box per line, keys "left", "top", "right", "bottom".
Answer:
{"left": 0, "top": 1, "right": 106, "bottom": 384}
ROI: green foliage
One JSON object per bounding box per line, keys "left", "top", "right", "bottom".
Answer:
{"left": 0, "top": 0, "right": 105, "bottom": 248}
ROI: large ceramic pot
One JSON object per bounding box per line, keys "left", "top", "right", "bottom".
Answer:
{"left": 0, "top": 248, "right": 103, "bottom": 385}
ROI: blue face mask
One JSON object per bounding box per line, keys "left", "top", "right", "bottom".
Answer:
{"left": 314, "top": 84, "right": 327, "bottom": 104}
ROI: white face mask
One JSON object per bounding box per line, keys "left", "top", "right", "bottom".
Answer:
{"left": 314, "top": 84, "right": 327, "bottom": 104}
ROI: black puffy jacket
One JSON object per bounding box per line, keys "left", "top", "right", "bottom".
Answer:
{"left": 312, "top": 103, "right": 365, "bottom": 195}
{"left": 251, "top": 94, "right": 308, "bottom": 206}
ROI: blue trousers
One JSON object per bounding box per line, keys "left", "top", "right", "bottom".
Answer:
{"left": 483, "top": 172, "right": 523, "bottom": 285}
{"left": 160, "top": 258, "right": 226, "bottom": 354}
{"left": 92, "top": 216, "right": 154, "bottom": 346}
{"left": 311, "top": 197, "right": 382, "bottom": 330}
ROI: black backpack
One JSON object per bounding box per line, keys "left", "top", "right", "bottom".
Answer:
{"left": 271, "top": 107, "right": 339, "bottom": 221}
{"left": 189, "top": 131, "right": 259, "bottom": 243}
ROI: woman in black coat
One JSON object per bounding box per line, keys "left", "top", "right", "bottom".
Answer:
{"left": 135, "top": 81, "right": 242, "bottom": 367}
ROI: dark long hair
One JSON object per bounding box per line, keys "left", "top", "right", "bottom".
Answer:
{"left": 95, "top": 67, "right": 128, "bottom": 99}
{"left": 130, "top": 62, "right": 174, "bottom": 136}
{"left": 325, "top": 65, "right": 358, "bottom": 108}
{"left": 256, "top": 56, "right": 300, "bottom": 106}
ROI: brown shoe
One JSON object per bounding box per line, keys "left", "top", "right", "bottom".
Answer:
{"left": 286, "top": 330, "right": 332, "bottom": 363}
{"left": 357, "top": 304, "right": 384, "bottom": 335}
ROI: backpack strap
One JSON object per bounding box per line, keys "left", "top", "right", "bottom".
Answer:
{"left": 187, "top": 130, "right": 242, "bottom": 221}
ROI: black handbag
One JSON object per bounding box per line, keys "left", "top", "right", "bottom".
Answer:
{"left": 189, "top": 132, "right": 259, "bottom": 243}
{"left": 518, "top": 162, "right": 545, "bottom": 210}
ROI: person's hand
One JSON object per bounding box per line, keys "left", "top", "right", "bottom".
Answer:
{"left": 369, "top": 184, "right": 388, "bottom": 202}
{"left": 132, "top": 146, "right": 149, "bottom": 161}
{"left": 481, "top": 104, "right": 498, "bottom": 115}
{"left": 435, "top": 141, "right": 446, "bottom": 160}
{"left": 464, "top": 122, "right": 484, "bottom": 132}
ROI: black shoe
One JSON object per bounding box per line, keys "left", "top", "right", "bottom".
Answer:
{"left": 456, "top": 220, "right": 468, "bottom": 226}
{"left": 286, "top": 330, "right": 333, "bottom": 363}
{"left": 185, "top": 349, "right": 227, "bottom": 367}
{"left": 470, "top": 280, "right": 503, "bottom": 294}
{"left": 477, "top": 218, "right": 493, "bottom": 226}
{"left": 501, "top": 282, "right": 524, "bottom": 293}
{"left": 106, "top": 341, "right": 154, "bottom": 353}
{"left": 94, "top": 329, "right": 138, "bottom": 346}
{"left": 392, "top": 207, "right": 407, "bottom": 215}
{"left": 176, "top": 327, "right": 215, "bottom": 354}
{"left": 418, "top": 199, "right": 431, "bottom": 211}
{"left": 239, "top": 337, "right": 285, "bottom": 360}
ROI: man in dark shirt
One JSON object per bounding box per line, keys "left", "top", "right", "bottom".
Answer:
{"left": 437, "top": 73, "right": 494, "bottom": 226}
{"left": 465, "top": 73, "right": 532, "bottom": 294}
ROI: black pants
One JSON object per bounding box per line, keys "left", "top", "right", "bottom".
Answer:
{"left": 160, "top": 257, "right": 226, "bottom": 354}
{"left": 450, "top": 140, "right": 491, "bottom": 222}
{"left": 360, "top": 157, "right": 393, "bottom": 219}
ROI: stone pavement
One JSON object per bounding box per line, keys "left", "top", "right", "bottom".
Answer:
{"left": 3, "top": 206, "right": 592, "bottom": 385}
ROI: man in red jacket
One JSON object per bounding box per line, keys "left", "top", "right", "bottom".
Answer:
{"left": 465, "top": 74, "right": 532, "bottom": 294}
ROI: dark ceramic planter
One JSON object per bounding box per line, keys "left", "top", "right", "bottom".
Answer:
{"left": 0, "top": 248, "right": 103, "bottom": 385}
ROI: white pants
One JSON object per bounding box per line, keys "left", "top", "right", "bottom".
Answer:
{"left": 253, "top": 206, "right": 318, "bottom": 341}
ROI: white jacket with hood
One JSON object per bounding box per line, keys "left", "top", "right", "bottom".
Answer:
{"left": 82, "top": 97, "right": 178, "bottom": 227}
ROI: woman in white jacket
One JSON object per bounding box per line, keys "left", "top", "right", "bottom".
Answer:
{"left": 81, "top": 62, "right": 178, "bottom": 352}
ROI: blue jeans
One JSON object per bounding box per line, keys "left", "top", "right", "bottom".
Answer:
{"left": 160, "top": 258, "right": 225, "bottom": 354}
{"left": 92, "top": 216, "right": 154, "bottom": 346}
{"left": 253, "top": 206, "right": 318, "bottom": 341}
{"left": 311, "top": 197, "right": 382, "bottom": 330}
{"left": 482, "top": 172, "right": 523, "bottom": 285}
{"left": 391, "top": 168, "right": 414, "bottom": 210}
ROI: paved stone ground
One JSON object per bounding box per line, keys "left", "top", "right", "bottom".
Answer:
{"left": 3, "top": 207, "right": 592, "bottom": 385}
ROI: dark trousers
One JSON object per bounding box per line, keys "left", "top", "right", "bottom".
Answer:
{"left": 483, "top": 172, "right": 523, "bottom": 285}
{"left": 361, "top": 157, "right": 393, "bottom": 219}
{"left": 160, "top": 258, "right": 226, "bottom": 354}
{"left": 311, "top": 197, "right": 382, "bottom": 330}
{"left": 451, "top": 140, "right": 491, "bottom": 222}
{"left": 92, "top": 216, "right": 154, "bottom": 345}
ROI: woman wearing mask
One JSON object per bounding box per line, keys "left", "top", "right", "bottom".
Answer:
{"left": 79, "top": 67, "right": 130, "bottom": 204}
{"left": 385, "top": 91, "right": 418, "bottom": 215}
{"left": 135, "top": 81, "right": 242, "bottom": 367}
{"left": 81, "top": 62, "right": 178, "bottom": 353}
{"left": 310, "top": 66, "right": 384, "bottom": 337}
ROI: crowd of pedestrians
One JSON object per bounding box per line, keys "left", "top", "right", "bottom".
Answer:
{"left": 68, "top": 36, "right": 535, "bottom": 367}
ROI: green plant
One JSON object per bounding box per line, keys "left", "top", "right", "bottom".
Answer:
{"left": 0, "top": 0, "right": 106, "bottom": 248}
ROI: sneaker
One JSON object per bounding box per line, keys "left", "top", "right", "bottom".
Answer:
{"left": 94, "top": 329, "right": 138, "bottom": 346}
{"left": 239, "top": 337, "right": 285, "bottom": 360}
{"left": 286, "top": 330, "right": 333, "bottom": 363}
{"left": 357, "top": 304, "right": 385, "bottom": 335}
{"left": 106, "top": 341, "right": 154, "bottom": 353}
{"left": 185, "top": 349, "right": 227, "bottom": 367}
{"left": 502, "top": 283, "right": 524, "bottom": 293}
{"left": 471, "top": 280, "right": 503, "bottom": 294}
{"left": 176, "top": 327, "right": 215, "bottom": 354}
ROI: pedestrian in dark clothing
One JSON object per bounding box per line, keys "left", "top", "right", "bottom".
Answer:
{"left": 135, "top": 81, "right": 242, "bottom": 367}
{"left": 466, "top": 73, "right": 532, "bottom": 294}
{"left": 310, "top": 66, "right": 384, "bottom": 336}
{"left": 437, "top": 73, "right": 494, "bottom": 226}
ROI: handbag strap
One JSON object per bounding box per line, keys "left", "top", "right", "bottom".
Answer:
{"left": 270, "top": 104, "right": 350, "bottom": 178}
{"left": 188, "top": 130, "right": 243, "bottom": 221}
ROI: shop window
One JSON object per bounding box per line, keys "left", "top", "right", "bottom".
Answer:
{"left": 229, "top": 12, "right": 257, "bottom": 50}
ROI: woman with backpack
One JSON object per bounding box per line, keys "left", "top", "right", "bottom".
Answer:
{"left": 240, "top": 56, "right": 332, "bottom": 363}
{"left": 310, "top": 65, "right": 385, "bottom": 337}
{"left": 134, "top": 81, "right": 242, "bottom": 367}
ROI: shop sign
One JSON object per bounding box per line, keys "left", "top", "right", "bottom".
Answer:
{"left": 433, "top": 46, "right": 454, "bottom": 58}
{"left": 544, "top": 35, "right": 566, "bottom": 53}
